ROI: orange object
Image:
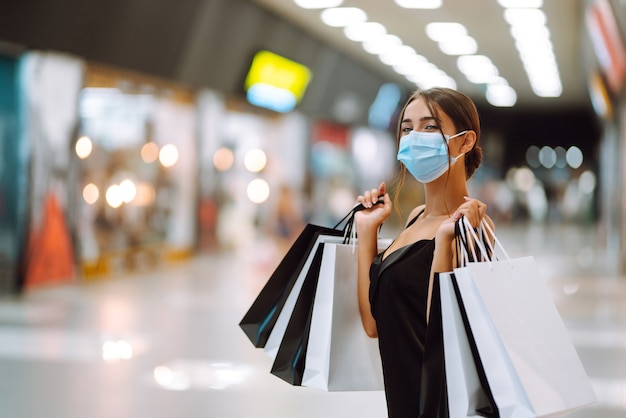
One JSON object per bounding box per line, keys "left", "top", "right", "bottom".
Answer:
{"left": 25, "top": 193, "right": 75, "bottom": 289}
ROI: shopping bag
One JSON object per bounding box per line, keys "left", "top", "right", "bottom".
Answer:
{"left": 242, "top": 200, "right": 384, "bottom": 386}
{"left": 301, "top": 241, "right": 388, "bottom": 391}
{"left": 451, "top": 217, "right": 596, "bottom": 417}
{"left": 270, "top": 241, "right": 326, "bottom": 385}
{"left": 438, "top": 272, "right": 495, "bottom": 417}
{"left": 239, "top": 223, "right": 343, "bottom": 348}
{"left": 263, "top": 234, "right": 346, "bottom": 359}
{"left": 419, "top": 272, "right": 450, "bottom": 417}
{"left": 239, "top": 200, "right": 376, "bottom": 348}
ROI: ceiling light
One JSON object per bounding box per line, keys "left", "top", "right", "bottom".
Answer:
{"left": 411, "top": 73, "right": 457, "bottom": 90}
{"left": 362, "top": 34, "right": 402, "bottom": 55}
{"left": 405, "top": 65, "right": 446, "bottom": 82}
{"left": 394, "top": 0, "right": 442, "bottom": 9}
{"left": 379, "top": 45, "right": 417, "bottom": 66}
{"left": 504, "top": 8, "right": 546, "bottom": 26}
{"left": 502, "top": 7, "right": 561, "bottom": 97}
{"left": 294, "top": 0, "right": 343, "bottom": 8}
{"left": 497, "top": 0, "right": 542, "bottom": 8}
{"left": 510, "top": 24, "right": 550, "bottom": 42}
{"left": 438, "top": 36, "right": 478, "bottom": 55}
{"left": 392, "top": 54, "right": 428, "bottom": 75}
{"left": 343, "top": 22, "right": 386, "bottom": 42}
{"left": 486, "top": 84, "right": 517, "bottom": 107}
{"left": 426, "top": 22, "right": 467, "bottom": 42}
{"left": 488, "top": 76, "right": 511, "bottom": 87}
{"left": 457, "top": 55, "right": 499, "bottom": 83}
{"left": 320, "top": 7, "right": 367, "bottom": 27}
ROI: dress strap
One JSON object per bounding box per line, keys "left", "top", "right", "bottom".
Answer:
{"left": 405, "top": 209, "right": 425, "bottom": 229}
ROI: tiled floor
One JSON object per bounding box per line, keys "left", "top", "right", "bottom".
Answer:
{"left": 0, "top": 222, "right": 624, "bottom": 418}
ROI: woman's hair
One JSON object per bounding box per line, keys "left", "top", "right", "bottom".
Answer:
{"left": 396, "top": 87, "right": 483, "bottom": 179}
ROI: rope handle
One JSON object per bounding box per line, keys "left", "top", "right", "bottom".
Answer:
{"left": 332, "top": 197, "right": 385, "bottom": 247}
{"left": 457, "top": 215, "right": 512, "bottom": 269}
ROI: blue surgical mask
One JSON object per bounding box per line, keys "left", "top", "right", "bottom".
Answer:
{"left": 397, "top": 130, "right": 467, "bottom": 183}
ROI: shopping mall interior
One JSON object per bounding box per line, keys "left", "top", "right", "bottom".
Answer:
{"left": 0, "top": 0, "right": 625, "bottom": 416}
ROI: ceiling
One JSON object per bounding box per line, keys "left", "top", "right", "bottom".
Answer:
{"left": 249, "top": 0, "right": 590, "bottom": 109}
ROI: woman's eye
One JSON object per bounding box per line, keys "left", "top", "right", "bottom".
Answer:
{"left": 401, "top": 126, "right": 413, "bottom": 133}
{"left": 424, "top": 124, "right": 439, "bottom": 131}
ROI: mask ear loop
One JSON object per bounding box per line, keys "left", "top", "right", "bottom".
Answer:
{"left": 448, "top": 130, "right": 469, "bottom": 161}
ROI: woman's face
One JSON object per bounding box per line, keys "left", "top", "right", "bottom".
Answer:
{"left": 399, "top": 97, "right": 458, "bottom": 138}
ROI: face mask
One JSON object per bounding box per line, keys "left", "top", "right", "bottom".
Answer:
{"left": 397, "top": 130, "right": 467, "bottom": 183}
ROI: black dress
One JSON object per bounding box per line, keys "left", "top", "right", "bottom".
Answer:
{"left": 369, "top": 213, "right": 434, "bottom": 418}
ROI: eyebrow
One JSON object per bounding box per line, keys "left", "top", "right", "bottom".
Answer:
{"left": 401, "top": 116, "right": 437, "bottom": 124}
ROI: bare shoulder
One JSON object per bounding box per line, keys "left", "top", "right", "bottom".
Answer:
{"left": 405, "top": 204, "right": 426, "bottom": 228}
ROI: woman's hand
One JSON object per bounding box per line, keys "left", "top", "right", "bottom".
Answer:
{"left": 435, "top": 196, "right": 487, "bottom": 242}
{"left": 354, "top": 182, "right": 392, "bottom": 232}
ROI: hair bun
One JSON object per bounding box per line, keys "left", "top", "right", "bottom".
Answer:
{"left": 465, "top": 145, "right": 482, "bottom": 179}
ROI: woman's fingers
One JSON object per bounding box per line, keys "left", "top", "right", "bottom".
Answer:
{"left": 356, "top": 183, "right": 389, "bottom": 209}
{"left": 458, "top": 197, "right": 488, "bottom": 227}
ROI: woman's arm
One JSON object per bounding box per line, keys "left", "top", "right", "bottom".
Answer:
{"left": 426, "top": 197, "right": 490, "bottom": 322}
{"left": 356, "top": 223, "right": 380, "bottom": 338}
{"left": 354, "top": 182, "right": 392, "bottom": 338}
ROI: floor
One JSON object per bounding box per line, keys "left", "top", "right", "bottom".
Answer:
{"left": 0, "top": 222, "right": 624, "bottom": 418}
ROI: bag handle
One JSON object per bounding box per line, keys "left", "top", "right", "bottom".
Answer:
{"left": 457, "top": 216, "right": 512, "bottom": 269}
{"left": 479, "top": 218, "right": 511, "bottom": 264}
{"left": 335, "top": 197, "right": 385, "bottom": 246}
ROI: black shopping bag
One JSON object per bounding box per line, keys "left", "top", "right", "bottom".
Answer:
{"left": 419, "top": 273, "right": 449, "bottom": 418}
{"left": 239, "top": 224, "right": 342, "bottom": 347}
{"left": 270, "top": 242, "right": 325, "bottom": 385}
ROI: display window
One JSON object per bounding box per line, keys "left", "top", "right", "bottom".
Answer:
{"left": 75, "top": 63, "right": 197, "bottom": 278}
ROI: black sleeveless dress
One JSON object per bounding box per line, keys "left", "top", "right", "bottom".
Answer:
{"left": 369, "top": 212, "right": 434, "bottom": 418}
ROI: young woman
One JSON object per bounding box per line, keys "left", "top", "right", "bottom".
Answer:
{"left": 355, "top": 87, "right": 492, "bottom": 417}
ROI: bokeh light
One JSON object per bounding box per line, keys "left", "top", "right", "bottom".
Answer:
{"left": 579, "top": 170, "right": 596, "bottom": 194}
{"left": 132, "top": 182, "right": 156, "bottom": 206}
{"left": 141, "top": 142, "right": 160, "bottom": 163}
{"left": 538, "top": 146, "right": 556, "bottom": 168}
{"left": 243, "top": 149, "right": 267, "bottom": 173}
{"left": 119, "top": 179, "right": 137, "bottom": 203}
{"left": 554, "top": 146, "right": 567, "bottom": 168}
{"left": 75, "top": 136, "right": 93, "bottom": 159}
{"left": 566, "top": 146, "right": 583, "bottom": 169}
{"left": 514, "top": 167, "right": 536, "bottom": 192}
{"left": 106, "top": 184, "right": 123, "bottom": 208}
{"left": 525, "top": 145, "right": 540, "bottom": 168}
{"left": 213, "top": 147, "right": 235, "bottom": 171}
{"left": 102, "top": 340, "right": 133, "bottom": 361}
{"left": 159, "top": 144, "right": 179, "bottom": 167}
{"left": 82, "top": 183, "right": 99, "bottom": 204}
{"left": 246, "top": 178, "right": 270, "bottom": 204}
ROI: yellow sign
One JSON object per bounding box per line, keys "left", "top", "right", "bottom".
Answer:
{"left": 244, "top": 50, "right": 312, "bottom": 102}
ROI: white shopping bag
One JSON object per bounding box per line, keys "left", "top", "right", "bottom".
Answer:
{"left": 452, "top": 217, "right": 596, "bottom": 417}
{"left": 301, "top": 241, "right": 388, "bottom": 391}
{"left": 264, "top": 235, "right": 347, "bottom": 359}
{"left": 438, "top": 272, "right": 491, "bottom": 417}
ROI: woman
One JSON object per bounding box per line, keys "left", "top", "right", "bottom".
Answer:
{"left": 355, "top": 87, "right": 492, "bottom": 417}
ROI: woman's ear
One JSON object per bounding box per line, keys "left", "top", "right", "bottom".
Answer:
{"left": 460, "top": 130, "right": 477, "bottom": 153}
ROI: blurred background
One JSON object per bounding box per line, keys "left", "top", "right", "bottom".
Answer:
{"left": 0, "top": 0, "right": 625, "bottom": 417}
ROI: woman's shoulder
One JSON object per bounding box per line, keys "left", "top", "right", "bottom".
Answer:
{"left": 405, "top": 204, "right": 426, "bottom": 228}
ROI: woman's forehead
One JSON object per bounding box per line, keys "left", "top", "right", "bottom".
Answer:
{"left": 403, "top": 98, "right": 446, "bottom": 123}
